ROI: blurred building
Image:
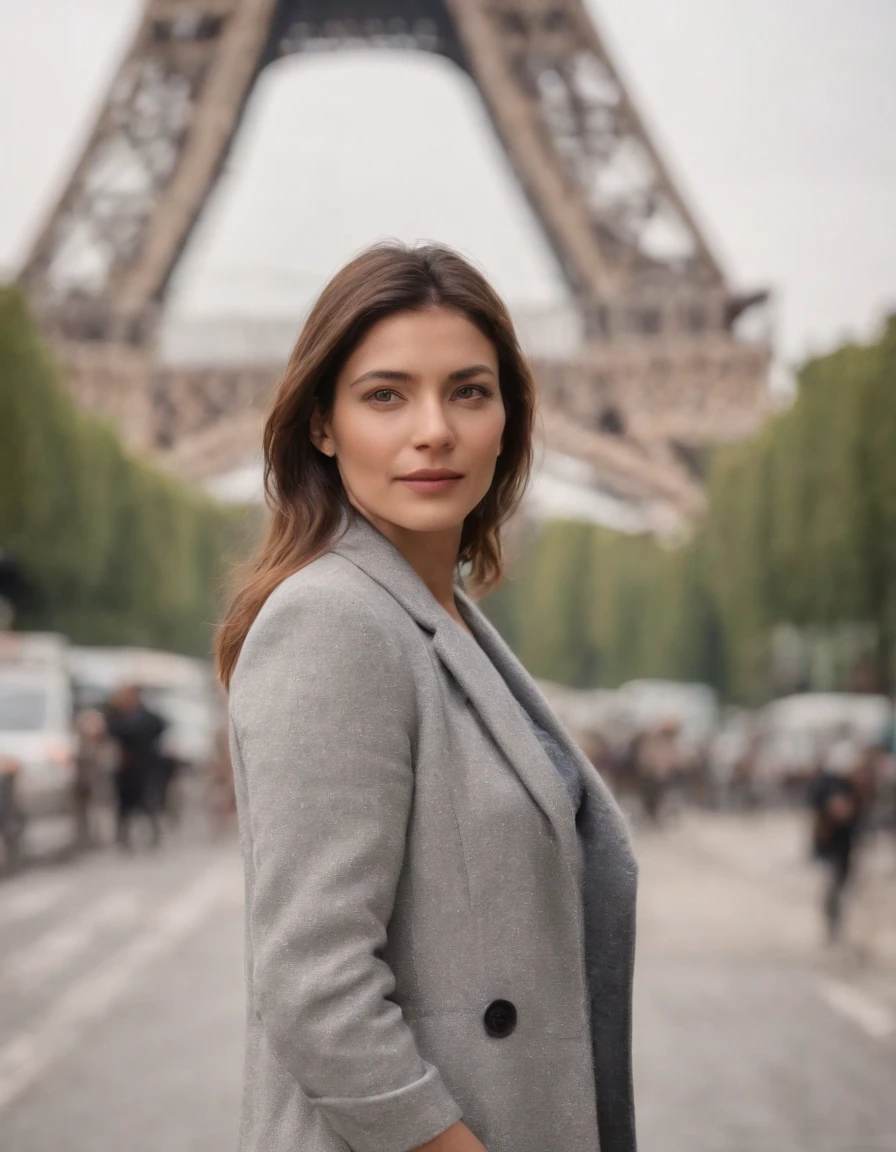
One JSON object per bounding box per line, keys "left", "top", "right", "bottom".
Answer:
{"left": 17, "top": 0, "right": 772, "bottom": 531}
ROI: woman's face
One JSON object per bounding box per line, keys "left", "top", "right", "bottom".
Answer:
{"left": 313, "top": 307, "right": 506, "bottom": 540}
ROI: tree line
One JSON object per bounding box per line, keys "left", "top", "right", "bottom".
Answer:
{"left": 485, "top": 316, "right": 896, "bottom": 703}
{"left": 4, "top": 282, "right": 893, "bottom": 691}
{"left": 0, "top": 287, "right": 252, "bottom": 657}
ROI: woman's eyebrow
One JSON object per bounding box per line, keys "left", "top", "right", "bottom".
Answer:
{"left": 350, "top": 364, "right": 497, "bottom": 388}
{"left": 448, "top": 364, "right": 497, "bottom": 381}
{"left": 349, "top": 369, "right": 414, "bottom": 388}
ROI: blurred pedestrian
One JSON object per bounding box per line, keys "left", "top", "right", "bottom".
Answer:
{"left": 0, "top": 754, "right": 25, "bottom": 872}
{"left": 158, "top": 747, "right": 182, "bottom": 829}
{"left": 104, "top": 683, "right": 167, "bottom": 850}
{"left": 636, "top": 718, "right": 681, "bottom": 824}
{"left": 731, "top": 729, "right": 761, "bottom": 812}
{"left": 205, "top": 723, "right": 236, "bottom": 838}
{"left": 72, "top": 707, "right": 106, "bottom": 850}
{"left": 580, "top": 730, "right": 619, "bottom": 792}
{"left": 807, "top": 729, "right": 865, "bottom": 941}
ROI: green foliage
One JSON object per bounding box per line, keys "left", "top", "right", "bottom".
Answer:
{"left": 484, "top": 318, "right": 896, "bottom": 701}
{"left": 7, "top": 280, "right": 890, "bottom": 685}
{"left": 484, "top": 521, "right": 721, "bottom": 692}
{"left": 0, "top": 286, "right": 252, "bottom": 657}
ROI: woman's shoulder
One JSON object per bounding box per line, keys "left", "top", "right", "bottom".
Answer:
{"left": 258, "top": 551, "right": 372, "bottom": 619}
{"left": 247, "top": 553, "right": 390, "bottom": 646}
{"left": 231, "top": 553, "right": 410, "bottom": 699}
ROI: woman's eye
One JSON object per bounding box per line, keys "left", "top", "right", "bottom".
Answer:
{"left": 456, "top": 385, "right": 491, "bottom": 400}
{"left": 369, "top": 389, "right": 398, "bottom": 403}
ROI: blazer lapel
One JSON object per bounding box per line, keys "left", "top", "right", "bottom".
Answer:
{"left": 329, "top": 507, "right": 580, "bottom": 875}
{"left": 430, "top": 615, "right": 580, "bottom": 880}
{"left": 454, "top": 586, "right": 624, "bottom": 821}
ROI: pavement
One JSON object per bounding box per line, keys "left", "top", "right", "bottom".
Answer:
{"left": 0, "top": 809, "right": 893, "bottom": 1151}
{"left": 634, "top": 811, "right": 896, "bottom": 1152}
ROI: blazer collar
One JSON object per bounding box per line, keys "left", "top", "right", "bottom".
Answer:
{"left": 330, "top": 506, "right": 581, "bottom": 876}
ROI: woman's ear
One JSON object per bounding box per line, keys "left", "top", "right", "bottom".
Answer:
{"left": 310, "top": 404, "right": 335, "bottom": 457}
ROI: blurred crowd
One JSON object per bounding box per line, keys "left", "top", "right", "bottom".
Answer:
{"left": 0, "top": 632, "right": 235, "bottom": 872}
{"left": 552, "top": 679, "right": 896, "bottom": 942}
{"left": 546, "top": 678, "right": 896, "bottom": 826}
{"left": 4, "top": 631, "right": 896, "bottom": 949}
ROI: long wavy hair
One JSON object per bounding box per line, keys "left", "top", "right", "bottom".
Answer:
{"left": 215, "top": 241, "right": 537, "bottom": 688}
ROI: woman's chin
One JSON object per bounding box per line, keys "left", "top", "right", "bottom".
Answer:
{"left": 378, "top": 500, "right": 473, "bottom": 537}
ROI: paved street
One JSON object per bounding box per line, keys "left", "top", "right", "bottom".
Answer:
{"left": 0, "top": 812, "right": 894, "bottom": 1152}
{"left": 634, "top": 813, "right": 896, "bottom": 1151}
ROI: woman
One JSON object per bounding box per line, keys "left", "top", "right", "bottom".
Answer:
{"left": 217, "top": 242, "right": 638, "bottom": 1152}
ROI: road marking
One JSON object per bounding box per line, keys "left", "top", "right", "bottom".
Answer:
{"left": 0, "top": 891, "right": 141, "bottom": 993}
{"left": 817, "top": 978, "right": 895, "bottom": 1040}
{"left": 0, "top": 879, "right": 72, "bottom": 928}
{"left": 0, "top": 862, "right": 234, "bottom": 1112}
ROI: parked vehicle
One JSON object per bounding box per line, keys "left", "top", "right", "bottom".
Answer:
{"left": 536, "top": 681, "right": 631, "bottom": 746}
{"left": 617, "top": 680, "right": 719, "bottom": 763}
{"left": 68, "top": 646, "right": 221, "bottom": 774}
{"left": 706, "top": 707, "right": 761, "bottom": 809}
{"left": 753, "top": 692, "right": 894, "bottom": 801}
{"left": 0, "top": 633, "right": 79, "bottom": 866}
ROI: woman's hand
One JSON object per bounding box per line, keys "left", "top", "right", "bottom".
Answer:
{"left": 414, "top": 1120, "right": 488, "bottom": 1151}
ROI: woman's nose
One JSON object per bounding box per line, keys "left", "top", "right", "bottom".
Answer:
{"left": 411, "top": 397, "right": 455, "bottom": 449}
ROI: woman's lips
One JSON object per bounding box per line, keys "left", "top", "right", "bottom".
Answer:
{"left": 398, "top": 476, "right": 463, "bottom": 493}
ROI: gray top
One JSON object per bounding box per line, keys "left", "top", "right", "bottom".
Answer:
{"left": 496, "top": 682, "right": 593, "bottom": 966}
{"left": 463, "top": 635, "right": 636, "bottom": 1152}
{"left": 478, "top": 653, "right": 637, "bottom": 1152}
{"left": 523, "top": 707, "right": 585, "bottom": 818}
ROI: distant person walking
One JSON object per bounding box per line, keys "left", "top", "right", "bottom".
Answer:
{"left": 636, "top": 719, "right": 681, "bottom": 824}
{"left": 72, "top": 707, "right": 106, "bottom": 850}
{"left": 104, "top": 684, "right": 167, "bottom": 850}
{"left": 808, "top": 732, "right": 864, "bottom": 942}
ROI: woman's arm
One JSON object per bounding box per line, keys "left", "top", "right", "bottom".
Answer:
{"left": 229, "top": 574, "right": 462, "bottom": 1152}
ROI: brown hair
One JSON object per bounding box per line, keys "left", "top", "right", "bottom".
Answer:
{"left": 214, "top": 241, "right": 537, "bottom": 688}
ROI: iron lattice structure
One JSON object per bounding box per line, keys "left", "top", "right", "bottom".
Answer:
{"left": 18, "top": 0, "right": 771, "bottom": 516}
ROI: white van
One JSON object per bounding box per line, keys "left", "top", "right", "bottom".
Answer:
{"left": 0, "top": 633, "right": 79, "bottom": 863}
{"left": 617, "top": 679, "right": 720, "bottom": 760}
{"left": 754, "top": 692, "right": 894, "bottom": 791}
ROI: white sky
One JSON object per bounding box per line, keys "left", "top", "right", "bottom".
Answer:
{"left": 1, "top": 0, "right": 894, "bottom": 362}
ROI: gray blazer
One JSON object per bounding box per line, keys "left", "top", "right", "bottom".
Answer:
{"left": 229, "top": 506, "right": 638, "bottom": 1152}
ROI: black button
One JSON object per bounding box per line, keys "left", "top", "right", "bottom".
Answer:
{"left": 483, "top": 999, "right": 517, "bottom": 1038}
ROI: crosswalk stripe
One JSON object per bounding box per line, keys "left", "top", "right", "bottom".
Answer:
{"left": 0, "top": 891, "right": 141, "bottom": 993}
{"left": 0, "top": 861, "right": 233, "bottom": 1113}
{"left": 0, "top": 879, "right": 73, "bottom": 929}
{"left": 817, "top": 978, "right": 895, "bottom": 1041}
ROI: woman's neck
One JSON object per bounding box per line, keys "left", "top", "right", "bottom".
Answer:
{"left": 352, "top": 504, "right": 465, "bottom": 623}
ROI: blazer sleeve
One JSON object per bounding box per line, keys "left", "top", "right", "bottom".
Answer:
{"left": 228, "top": 576, "right": 462, "bottom": 1152}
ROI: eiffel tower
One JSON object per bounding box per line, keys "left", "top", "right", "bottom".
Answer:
{"left": 17, "top": 0, "right": 770, "bottom": 520}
